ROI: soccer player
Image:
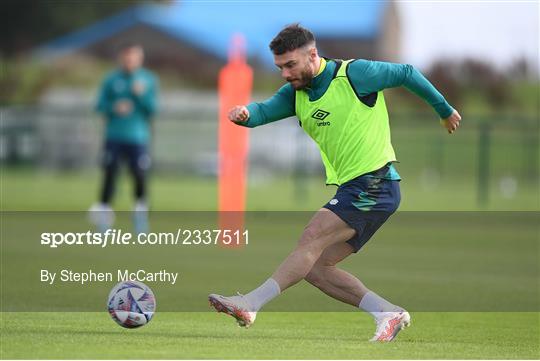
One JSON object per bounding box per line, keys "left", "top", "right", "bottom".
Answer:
{"left": 89, "top": 43, "right": 158, "bottom": 234}
{"left": 209, "top": 24, "right": 461, "bottom": 342}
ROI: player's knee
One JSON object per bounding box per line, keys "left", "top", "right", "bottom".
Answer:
{"left": 305, "top": 268, "right": 324, "bottom": 288}
{"left": 291, "top": 246, "right": 321, "bottom": 269}
{"left": 305, "top": 265, "right": 329, "bottom": 288}
{"left": 133, "top": 171, "right": 145, "bottom": 184}
{"left": 104, "top": 163, "right": 118, "bottom": 175}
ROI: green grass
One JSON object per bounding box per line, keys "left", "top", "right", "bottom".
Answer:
{"left": 1, "top": 168, "right": 538, "bottom": 359}
{"left": 1, "top": 168, "right": 538, "bottom": 211}
{"left": 1, "top": 209, "right": 538, "bottom": 359}
{"left": 1, "top": 312, "right": 539, "bottom": 359}
{"left": 2, "top": 211, "right": 538, "bottom": 313}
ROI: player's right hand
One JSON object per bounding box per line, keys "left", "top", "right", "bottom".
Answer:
{"left": 228, "top": 105, "right": 249, "bottom": 123}
{"left": 114, "top": 99, "right": 133, "bottom": 116}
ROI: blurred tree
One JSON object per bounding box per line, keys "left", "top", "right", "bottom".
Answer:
{"left": 426, "top": 58, "right": 513, "bottom": 113}
{"left": 425, "top": 60, "right": 462, "bottom": 111}
{"left": 507, "top": 57, "right": 534, "bottom": 81}
{"left": 460, "top": 59, "right": 511, "bottom": 111}
{"left": 1, "top": 0, "right": 168, "bottom": 56}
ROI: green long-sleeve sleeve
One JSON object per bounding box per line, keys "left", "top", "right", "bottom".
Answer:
{"left": 243, "top": 58, "right": 454, "bottom": 128}
{"left": 96, "top": 78, "right": 115, "bottom": 118}
{"left": 245, "top": 84, "right": 295, "bottom": 128}
{"left": 347, "top": 60, "right": 454, "bottom": 118}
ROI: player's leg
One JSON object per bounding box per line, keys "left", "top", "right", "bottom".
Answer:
{"left": 305, "top": 241, "right": 410, "bottom": 341}
{"left": 304, "top": 241, "right": 366, "bottom": 306}
{"left": 270, "top": 208, "right": 356, "bottom": 290}
{"left": 305, "top": 240, "right": 403, "bottom": 311}
{"left": 314, "top": 173, "right": 410, "bottom": 341}
{"left": 209, "top": 208, "right": 355, "bottom": 327}
{"left": 101, "top": 142, "right": 120, "bottom": 205}
{"left": 126, "top": 144, "right": 151, "bottom": 234}
{"left": 89, "top": 141, "right": 119, "bottom": 231}
{"left": 126, "top": 143, "right": 150, "bottom": 202}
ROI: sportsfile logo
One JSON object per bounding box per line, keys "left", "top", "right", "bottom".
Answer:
{"left": 40, "top": 229, "right": 249, "bottom": 248}
{"left": 311, "top": 109, "right": 331, "bottom": 127}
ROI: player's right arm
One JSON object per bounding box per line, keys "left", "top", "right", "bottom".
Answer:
{"left": 95, "top": 75, "right": 115, "bottom": 118}
{"left": 228, "top": 84, "right": 295, "bottom": 127}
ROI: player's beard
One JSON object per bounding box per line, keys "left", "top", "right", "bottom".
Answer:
{"left": 287, "top": 63, "right": 314, "bottom": 90}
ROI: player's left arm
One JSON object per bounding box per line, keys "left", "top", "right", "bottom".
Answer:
{"left": 348, "top": 60, "right": 461, "bottom": 134}
{"left": 131, "top": 72, "right": 159, "bottom": 118}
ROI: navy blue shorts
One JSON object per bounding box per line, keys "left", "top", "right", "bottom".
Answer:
{"left": 323, "top": 166, "right": 401, "bottom": 252}
{"left": 102, "top": 141, "right": 151, "bottom": 173}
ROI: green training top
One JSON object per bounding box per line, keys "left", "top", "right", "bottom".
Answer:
{"left": 96, "top": 68, "right": 159, "bottom": 145}
{"left": 242, "top": 58, "right": 454, "bottom": 185}
{"left": 296, "top": 59, "right": 396, "bottom": 185}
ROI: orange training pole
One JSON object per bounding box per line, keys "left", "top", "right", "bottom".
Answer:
{"left": 218, "top": 34, "right": 253, "bottom": 242}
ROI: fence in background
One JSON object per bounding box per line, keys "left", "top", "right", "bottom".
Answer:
{"left": 1, "top": 90, "right": 538, "bottom": 205}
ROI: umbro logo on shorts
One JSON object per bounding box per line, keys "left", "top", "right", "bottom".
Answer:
{"left": 312, "top": 109, "right": 330, "bottom": 121}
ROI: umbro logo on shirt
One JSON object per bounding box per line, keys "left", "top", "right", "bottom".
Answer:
{"left": 312, "top": 109, "right": 330, "bottom": 120}
{"left": 312, "top": 109, "right": 331, "bottom": 126}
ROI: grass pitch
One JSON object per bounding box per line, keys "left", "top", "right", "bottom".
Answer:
{"left": 1, "top": 170, "right": 538, "bottom": 359}
{"left": 2, "top": 312, "right": 539, "bottom": 359}
{"left": 1, "top": 168, "right": 538, "bottom": 211}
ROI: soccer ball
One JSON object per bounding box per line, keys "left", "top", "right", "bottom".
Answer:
{"left": 107, "top": 281, "right": 156, "bottom": 328}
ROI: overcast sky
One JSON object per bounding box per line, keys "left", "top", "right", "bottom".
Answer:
{"left": 396, "top": 1, "right": 539, "bottom": 72}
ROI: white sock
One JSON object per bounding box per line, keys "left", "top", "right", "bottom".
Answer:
{"left": 243, "top": 278, "right": 281, "bottom": 311}
{"left": 92, "top": 203, "right": 112, "bottom": 211}
{"left": 358, "top": 291, "right": 402, "bottom": 320}
{"left": 134, "top": 200, "right": 147, "bottom": 212}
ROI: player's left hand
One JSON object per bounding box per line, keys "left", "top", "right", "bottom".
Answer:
{"left": 441, "top": 110, "right": 461, "bottom": 134}
{"left": 132, "top": 81, "right": 146, "bottom": 96}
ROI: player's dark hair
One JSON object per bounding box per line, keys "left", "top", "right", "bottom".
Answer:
{"left": 269, "top": 24, "right": 315, "bottom": 55}
{"left": 117, "top": 41, "right": 142, "bottom": 53}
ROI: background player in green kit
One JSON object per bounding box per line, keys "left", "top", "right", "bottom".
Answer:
{"left": 89, "top": 43, "right": 158, "bottom": 234}
{"left": 209, "top": 24, "right": 461, "bottom": 342}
